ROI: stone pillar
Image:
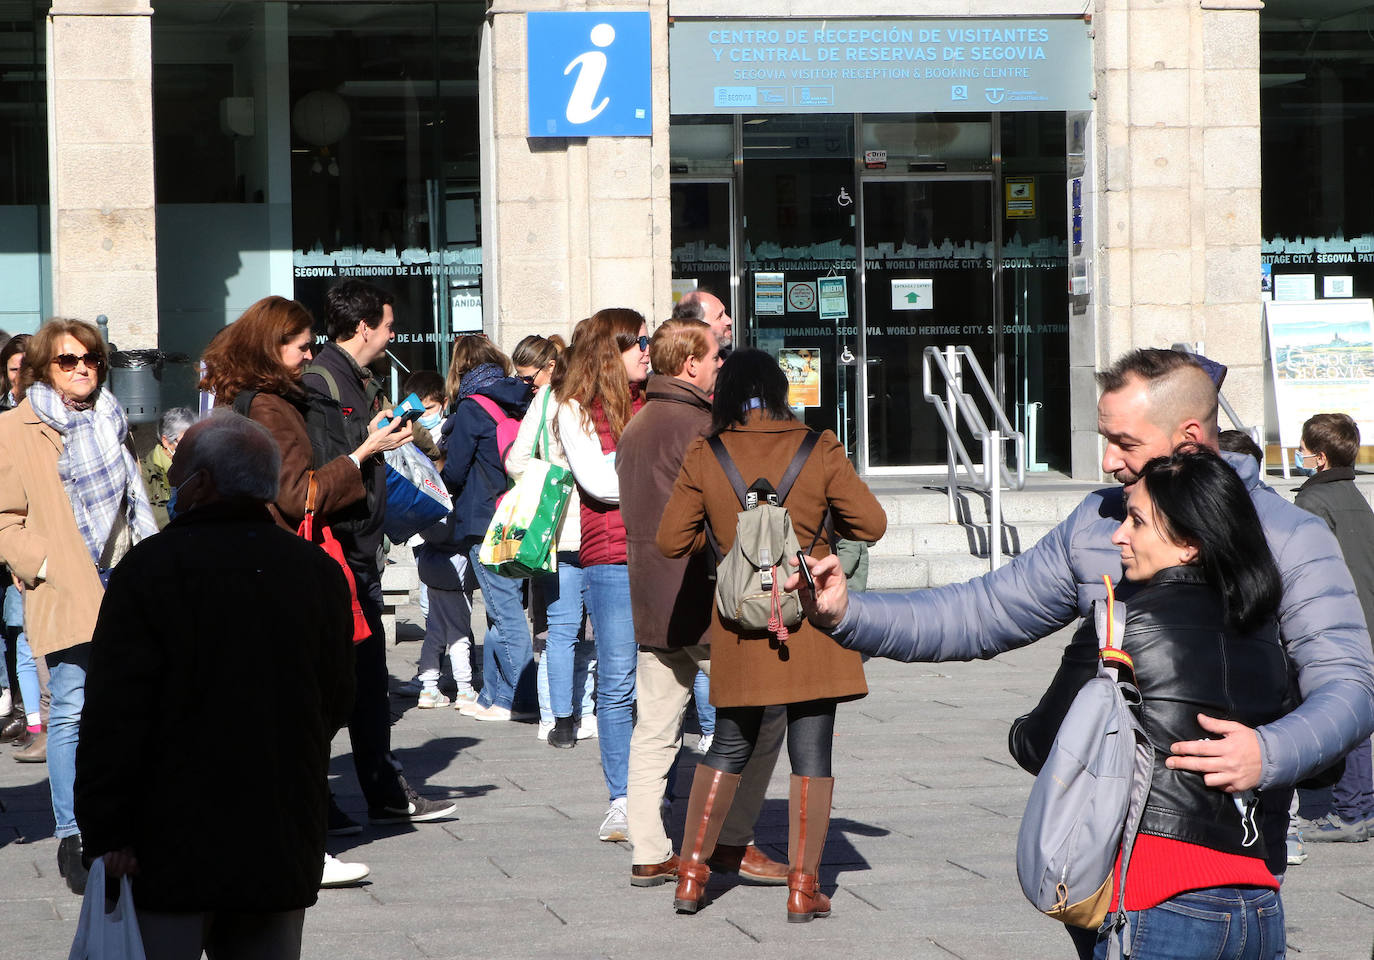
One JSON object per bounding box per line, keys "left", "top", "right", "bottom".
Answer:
{"left": 1086, "top": 0, "right": 1263, "bottom": 478}
{"left": 47, "top": 0, "right": 157, "bottom": 349}
{"left": 481, "top": 1, "right": 672, "bottom": 354}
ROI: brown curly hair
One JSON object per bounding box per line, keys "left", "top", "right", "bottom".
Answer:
{"left": 200, "top": 296, "right": 315, "bottom": 403}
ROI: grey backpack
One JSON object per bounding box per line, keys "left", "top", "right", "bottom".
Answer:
{"left": 705, "top": 432, "right": 823, "bottom": 638}
{"left": 1015, "top": 577, "right": 1154, "bottom": 949}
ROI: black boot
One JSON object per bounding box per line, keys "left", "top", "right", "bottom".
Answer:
{"left": 548, "top": 715, "right": 577, "bottom": 749}
{"left": 0, "top": 704, "right": 24, "bottom": 743}
{"left": 58, "top": 835, "right": 88, "bottom": 895}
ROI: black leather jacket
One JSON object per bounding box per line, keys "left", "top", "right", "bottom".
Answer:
{"left": 1011, "top": 565, "right": 1287, "bottom": 862}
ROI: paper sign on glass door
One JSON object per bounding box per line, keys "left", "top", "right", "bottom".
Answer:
{"left": 891, "top": 279, "right": 933, "bottom": 311}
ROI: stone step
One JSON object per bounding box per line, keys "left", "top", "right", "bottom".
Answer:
{"left": 870, "top": 520, "right": 1058, "bottom": 558}
{"left": 866, "top": 553, "right": 998, "bottom": 591}
{"left": 875, "top": 487, "right": 1095, "bottom": 526}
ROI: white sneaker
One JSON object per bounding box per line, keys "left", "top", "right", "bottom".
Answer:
{"left": 576, "top": 715, "right": 598, "bottom": 740}
{"left": 469, "top": 703, "right": 512, "bottom": 722}
{"left": 698, "top": 734, "right": 713, "bottom": 754}
{"left": 321, "top": 853, "right": 369, "bottom": 888}
{"left": 598, "top": 797, "right": 628, "bottom": 842}
{"left": 536, "top": 720, "right": 554, "bottom": 741}
{"left": 0, "top": 689, "right": 10, "bottom": 717}
{"left": 417, "top": 688, "right": 451, "bottom": 709}
{"left": 453, "top": 686, "right": 479, "bottom": 708}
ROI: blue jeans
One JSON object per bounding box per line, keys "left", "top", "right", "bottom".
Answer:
{"left": 537, "top": 642, "right": 596, "bottom": 725}
{"left": 692, "top": 668, "right": 715, "bottom": 737}
{"left": 1092, "top": 887, "right": 1285, "bottom": 960}
{"left": 1331, "top": 739, "right": 1374, "bottom": 822}
{"left": 536, "top": 555, "right": 589, "bottom": 720}
{"left": 466, "top": 540, "right": 536, "bottom": 712}
{"left": 46, "top": 643, "right": 90, "bottom": 838}
{"left": 582, "top": 563, "right": 637, "bottom": 801}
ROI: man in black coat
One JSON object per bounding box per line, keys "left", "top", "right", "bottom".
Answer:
{"left": 75, "top": 411, "right": 356, "bottom": 959}
{"left": 1294, "top": 412, "right": 1374, "bottom": 842}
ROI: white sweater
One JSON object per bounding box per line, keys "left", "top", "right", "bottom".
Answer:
{"left": 555, "top": 398, "right": 620, "bottom": 505}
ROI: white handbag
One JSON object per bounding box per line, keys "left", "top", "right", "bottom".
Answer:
{"left": 68, "top": 858, "right": 147, "bottom": 960}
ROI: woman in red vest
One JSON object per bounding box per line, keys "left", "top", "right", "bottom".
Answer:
{"left": 554, "top": 308, "right": 650, "bottom": 842}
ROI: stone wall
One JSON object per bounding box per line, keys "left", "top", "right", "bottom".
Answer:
{"left": 48, "top": 1, "right": 157, "bottom": 349}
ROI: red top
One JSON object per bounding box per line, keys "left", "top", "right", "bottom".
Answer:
{"left": 577, "top": 389, "right": 644, "bottom": 567}
{"left": 1111, "top": 834, "right": 1278, "bottom": 911}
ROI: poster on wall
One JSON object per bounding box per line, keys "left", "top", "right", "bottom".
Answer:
{"left": 754, "top": 272, "right": 785, "bottom": 315}
{"left": 1005, "top": 177, "right": 1036, "bottom": 219}
{"left": 817, "top": 276, "right": 848, "bottom": 320}
{"left": 1274, "top": 274, "right": 1316, "bottom": 301}
{"left": 787, "top": 281, "right": 817, "bottom": 312}
{"left": 672, "top": 278, "right": 699, "bottom": 304}
{"left": 1264, "top": 298, "right": 1374, "bottom": 448}
{"left": 779, "top": 348, "right": 822, "bottom": 408}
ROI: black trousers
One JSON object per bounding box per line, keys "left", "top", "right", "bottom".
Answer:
{"left": 349, "top": 571, "right": 407, "bottom": 810}
{"left": 706, "top": 699, "right": 837, "bottom": 778}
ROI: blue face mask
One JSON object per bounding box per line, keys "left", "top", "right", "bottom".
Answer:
{"left": 419, "top": 411, "right": 443, "bottom": 431}
{"left": 166, "top": 485, "right": 182, "bottom": 522}
{"left": 1293, "top": 450, "right": 1316, "bottom": 477}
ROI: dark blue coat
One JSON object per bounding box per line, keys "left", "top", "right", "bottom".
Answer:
{"left": 439, "top": 377, "right": 531, "bottom": 542}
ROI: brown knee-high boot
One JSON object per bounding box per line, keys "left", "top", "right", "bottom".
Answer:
{"left": 786, "top": 774, "right": 834, "bottom": 923}
{"left": 673, "top": 764, "right": 741, "bottom": 914}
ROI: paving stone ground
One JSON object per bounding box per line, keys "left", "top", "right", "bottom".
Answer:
{"left": 1, "top": 605, "right": 1371, "bottom": 959}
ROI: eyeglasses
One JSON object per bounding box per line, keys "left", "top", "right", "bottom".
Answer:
{"left": 519, "top": 374, "right": 536, "bottom": 385}
{"left": 52, "top": 352, "right": 104, "bottom": 372}
{"left": 637, "top": 335, "right": 650, "bottom": 352}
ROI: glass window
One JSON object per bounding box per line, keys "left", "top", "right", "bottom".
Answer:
{"left": 0, "top": 0, "right": 51, "bottom": 335}
{"left": 1261, "top": 3, "right": 1374, "bottom": 298}
{"left": 152, "top": 1, "right": 485, "bottom": 406}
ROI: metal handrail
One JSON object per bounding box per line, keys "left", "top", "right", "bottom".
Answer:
{"left": 922, "top": 345, "right": 1027, "bottom": 570}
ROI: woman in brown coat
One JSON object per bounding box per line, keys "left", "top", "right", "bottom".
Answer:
{"left": 657, "top": 348, "right": 886, "bottom": 923}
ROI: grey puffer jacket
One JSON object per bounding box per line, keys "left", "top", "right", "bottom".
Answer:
{"left": 831, "top": 451, "right": 1374, "bottom": 792}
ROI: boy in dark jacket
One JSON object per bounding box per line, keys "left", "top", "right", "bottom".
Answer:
{"left": 1295, "top": 412, "right": 1374, "bottom": 841}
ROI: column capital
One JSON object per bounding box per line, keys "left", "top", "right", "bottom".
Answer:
{"left": 49, "top": 1, "right": 152, "bottom": 16}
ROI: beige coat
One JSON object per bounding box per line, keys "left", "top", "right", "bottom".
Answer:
{"left": 657, "top": 413, "right": 887, "bottom": 707}
{"left": 0, "top": 399, "right": 107, "bottom": 657}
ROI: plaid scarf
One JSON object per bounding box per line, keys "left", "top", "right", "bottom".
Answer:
{"left": 28, "top": 382, "right": 158, "bottom": 567}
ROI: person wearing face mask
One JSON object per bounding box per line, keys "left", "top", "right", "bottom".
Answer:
{"left": 399, "top": 370, "right": 446, "bottom": 467}
{"left": 140, "top": 407, "right": 198, "bottom": 530}
{"left": 0, "top": 318, "right": 159, "bottom": 894}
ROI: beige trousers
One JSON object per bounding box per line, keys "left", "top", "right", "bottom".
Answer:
{"left": 626, "top": 646, "right": 785, "bottom": 865}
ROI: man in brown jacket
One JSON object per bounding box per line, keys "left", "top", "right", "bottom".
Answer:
{"left": 617, "top": 318, "right": 787, "bottom": 888}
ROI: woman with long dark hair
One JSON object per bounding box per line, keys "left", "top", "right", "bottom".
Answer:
{"left": 657, "top": 348, "right": 887, "bottom": 922}
{"left": 1016, "top": 447, "right": 1288, "bottom": 960}
{"left": 554, "top": 308, "right": 650, "bottom": 838}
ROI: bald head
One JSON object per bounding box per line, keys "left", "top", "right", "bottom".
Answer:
{"left": 1096, "top": 349, "right": 1221, "bottom": 490}
{"left": 675, "top": 290, "right": 732, "bottom": 348}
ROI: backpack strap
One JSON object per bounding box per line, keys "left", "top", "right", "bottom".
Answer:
{"left": 303, "top": 364, "right": 342, "bottom": 403}
{"left": 776, "top": 431, "right": 820, "bottom": 504}
{"left": 231, "top": 388, "right": 258, "bottom": 418}
{"left": 707, "top": 436, "right": 750, "bottom": 509}
{"left": 470, "top": 393, "right": 506, "bottom": 426}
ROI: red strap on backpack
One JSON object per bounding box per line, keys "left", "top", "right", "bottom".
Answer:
{"left": 298, "top": 473, "right": 371, "bottom": 644}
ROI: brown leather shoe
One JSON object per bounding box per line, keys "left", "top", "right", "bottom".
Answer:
{"left": 706, "top": 844, "right": 788, "bottom": 885}
{"left": 0, "top": 711, "right": 24, "bottom": 743}
{"left": 630, "top": 854, "right": 679, "bottom": 887}
{"left": 13, "top": 730, "right": 46, "bottom": 763}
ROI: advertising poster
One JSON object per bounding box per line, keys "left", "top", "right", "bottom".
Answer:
{"left": 1264, "top": 299, "right": 1374, "bottom": 447}
{"left": 672, "top": 278, "right": 699, "bottom": 304}
{"left": 1274, "top": 274, "right": 1316, "bottom": 301}
{"left": 817, "top": 276, "right": 849, "bottom": 320}
{"left": 779, "top": 347, "right": 822, "bottom": 408}
{"left": 787, "top": 281, "right": 818, "bottom": 312}
{"left": 754, "top": 272, "right": 785, "bottom": 315}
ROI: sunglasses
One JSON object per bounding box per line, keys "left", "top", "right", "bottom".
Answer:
{"left": 519, "top": 374, "right": 536, "bottom": 385}
{"left": 637, "top": 335, "right": 649, "bottom": 352}
{"left": 52, "top": 352, "right": 104, "bottom": 372}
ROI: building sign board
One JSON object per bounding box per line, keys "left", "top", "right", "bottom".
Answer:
{"left": 1264, "top": 299, "right": 1374, "bottom": 448}
{"left": 528, "top": 12, "right": 652, "bottom": 137}
{"left": 670, "top": 19, "right": 1091, "bottom": 115}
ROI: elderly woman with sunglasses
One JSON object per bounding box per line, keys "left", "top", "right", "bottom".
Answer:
{"left": 0, "top": 318, "right": 158, "bottom": 896}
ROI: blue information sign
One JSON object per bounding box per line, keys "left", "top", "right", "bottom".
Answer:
{"left": 527, "top": 11, "right": 653, "bottom": 138}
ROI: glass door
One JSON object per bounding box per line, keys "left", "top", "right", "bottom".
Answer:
{"left": 859, "top": 176, "right": 996, "bottom": 471}
{"left": 740, "top": 114, "right": 858, "bottom": 453}
{"left": 671, "top": 180, "right": 735, "bottom": 319}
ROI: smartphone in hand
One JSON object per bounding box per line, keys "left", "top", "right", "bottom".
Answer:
{"left": 796, "top": 550, "right": 816, "bottom": 592}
